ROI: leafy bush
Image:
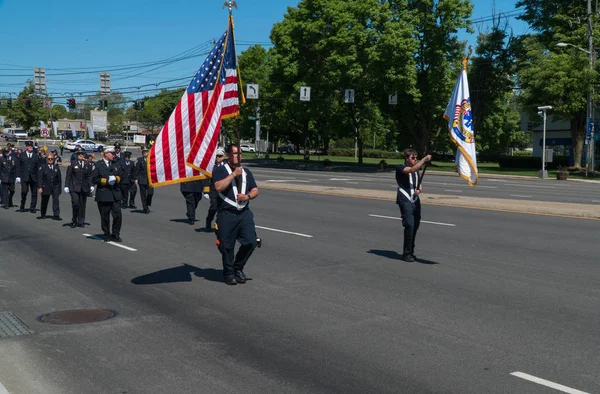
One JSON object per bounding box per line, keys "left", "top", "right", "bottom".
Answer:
{"left": 498, "top": 155, "right": 569, "bottom": 169}
{"left": 328, "top": 148, "right": 403, "bottom": 159}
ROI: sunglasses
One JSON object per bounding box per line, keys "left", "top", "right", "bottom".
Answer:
{"left": 216, "top": 154, "right": 224, "bottom": 157}
{"left": 46, "top": 158, "right": 54, "bottom": 161}
{"left": 409, "top": 156, "right": 417, "bottom": 159}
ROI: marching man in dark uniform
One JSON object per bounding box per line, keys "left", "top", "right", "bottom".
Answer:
{"left": 0, "top": 147, "right": 17, "bottom": 209}
{"left": 15, "top": 141, "right": 40, "bottom": 213}
{"left": 135, "top": 146, "right": 154, "bottom": 214}
{"left": 65, "top": 149, "right": 93, "bottom": 228}
{"left": 180, "top": 179, "right": 208, "bottom": 225}
{"left": 119, "top": 151, "right": 135, "bottom": 208}
{"left": 91, "top": 147, "right": 123, "bottom": 242}
{"left": 213, "top": 144, "right": 260, "bottom": 285}
{"left": 37, "top": 153, "right": 62, "bottom": 220}
{"left": 396, "top": 149, "right": 431, "bottom": 262}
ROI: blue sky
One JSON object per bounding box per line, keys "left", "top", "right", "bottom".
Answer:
{"left": 0, "top": 0, "right": 527, "bottom": 103}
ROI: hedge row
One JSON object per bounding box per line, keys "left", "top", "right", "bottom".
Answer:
{"left": 328, "top": 148, "right": 404, "bottom": 159}
{"left": 498, "top": 156, "right": 569, "bottom": 169}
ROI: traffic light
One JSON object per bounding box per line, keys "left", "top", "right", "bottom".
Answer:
{"left": 98, "top": 99, "right": 103, "bottom": 109}
{"left": 67, "top": 98, "right": 76, "bottom": 109}
{"left": 133, "top": 100, "right": 139, "bottom": 110}
{"left": 139, "top": 100, "right": 144, "bottom": 111}
{"left": 103, "top": 99, "right": 108, "bottom": 110}
{"left": 25, "top": 98, "right": 31, "bottom": 108}
{"left": 7, "top": 98, "right": 12, "bottom": 109}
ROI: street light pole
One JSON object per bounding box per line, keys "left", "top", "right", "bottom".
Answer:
{"left": 538, "top": 105, "right": 552, "bottom": 179}
{"left": 587, "top": 0, "right": 595, "bottom": 172}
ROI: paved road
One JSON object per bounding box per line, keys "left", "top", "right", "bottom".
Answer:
{"left": 246, "top": 165, "right": 600, "bottom": 205}
{"left": 0, "top": 176, "right": 598, "bottom": 393}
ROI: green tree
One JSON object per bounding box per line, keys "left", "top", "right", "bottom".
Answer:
{"left": 469, "top": 18, "right": 522, "bottom": 154}
{"left": 7, "top": 82, "right": 45, "bottom": 131}
{"left": 515, "top": 0, "right": 596, "bottom": 168}
{"left": 51, "top": 104, "right": 67, "bottom": 120}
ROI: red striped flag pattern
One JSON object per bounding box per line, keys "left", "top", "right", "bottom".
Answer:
{"left": 149, "top": 17, "right": 239, "bottom": 186}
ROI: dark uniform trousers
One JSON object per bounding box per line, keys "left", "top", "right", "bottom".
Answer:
{"left": 139, "top": 184, "right": 154, "bottom": 211}
{"left": 206, "top": 190, "right": 218, "bottom": 226}
{"left": 182, "top": 192, "right": 202, "bottom": 221}
{"left": 41, "top": 192, "right": 60, "bottom": 217}
{"left": 216, "top": 209, "right": 257, "bottom": 277}
{"left": 129, "top": 184, "right": 137, "bottom": 207}
{"left": 21, "top": 180, "right": 37, "bottom": 210}
{"left": 120, "top": 183, "right": 131, "bottom": 206}
{"left": 70, "top": 192, "right": 87, "bottom": 226}
{"left": 2, "top": 183, "right": 15, "bottom": 208}
{"left": 398, "top": 199, "right": 421, "bottom": 256}
{"left": 98, "top": 201, "right": 122, "bottom": 236}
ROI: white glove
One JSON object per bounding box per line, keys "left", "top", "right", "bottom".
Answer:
{"left": 64, "top": 187, "right": 69, "bottom": 194}
{"left": 203, "top": 193, "right": 210, "bottom": 200}
{"left": 90, "top": 186, "right": 95, "bottom": 193}
{"left": 15, "top": 177, "right": 21, "bottom": 184}
{"left": 108, "top": 175, "right": 116, "bottom": 185}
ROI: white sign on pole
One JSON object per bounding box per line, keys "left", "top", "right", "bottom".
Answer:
{"left": 300, "top": 86, "right": 311, "bottom": 101}
{"left": 389, "top": 93, "right": 398, "bottom": 105}
{"left": 134, "top": 135, "right": 146, "bottom": 144}
{"left": 40, "top": 128, "right": 49, "bottom": 137}
{"left": 344, "top": 89, "right": 355, "bottom": 103}
{"left": 246, "top": 84, "right": 259, "bottom": 99}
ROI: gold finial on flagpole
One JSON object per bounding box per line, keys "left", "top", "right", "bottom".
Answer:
{"left": 223, "top": 1, "right": 238, "bottom": 15}
{"left": 462, "top": 45, "right": 473, "bottom": 71}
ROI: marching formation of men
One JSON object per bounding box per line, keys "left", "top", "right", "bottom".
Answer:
{"left": 3, "top": 141, "right": 262, "bottom": 285}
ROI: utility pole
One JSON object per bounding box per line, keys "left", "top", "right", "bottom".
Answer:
{"left": 587, "top": 0, "right": 595, "bottom": 173}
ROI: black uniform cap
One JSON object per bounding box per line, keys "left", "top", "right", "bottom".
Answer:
{"left": 124, "top": 151, "right": 132, "bottom": 158}
{"left": 114, "top": 142, "right": 121, "bottom": 148}
{"left": 25, "top": 141, "right": 33, "bottom": 147}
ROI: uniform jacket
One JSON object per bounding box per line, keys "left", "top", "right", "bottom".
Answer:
{"left": 0, "top": 156, "right": 17, "bottom": 184}
{"left": 37, "top": 164, "right": 62, "bottom": 196}
{"left": 91, "top": 159, "right": 122, "bottom": 202}
{"left": 16, "top": 151, "right": 40, "bottom": 182}
{"left": 135, "top": 157, "right": 150, "bottom": 185}
{"left": 118, "top": 158, "right": 135, "bottom": 184}
{"left": 180, "top": 179, "right": 207, "bottom": 193}
{"left": 65, "top": 160, "right": 92, "bottom": 193}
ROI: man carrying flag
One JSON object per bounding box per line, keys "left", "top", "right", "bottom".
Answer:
{"left": 443, "top": 58, "right": 478, "bottom": 186}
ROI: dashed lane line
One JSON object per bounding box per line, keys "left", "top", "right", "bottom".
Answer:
{"left": 510, "top": 372, "right": 589, "bottom": 394}
{"left": 255, "top": 226, "right": 313, "bottom": 238}
{"left": 82, "top": 234, "right": 138, "bottom": 252}
{"left": 510, "top": 195, "right": 533, "bottom": 198}
{"left": 0, "top": 381, "right": 9, "bottom": 394}
{"left": 368, "top": 214, "right": 456, "bottom": 227}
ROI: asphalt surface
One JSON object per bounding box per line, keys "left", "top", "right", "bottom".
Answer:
{"left": 0, "top": 167, "right": 598, "bottom": 393}
{"left": 246, "top": 165, "right": 600, "bottom": 205}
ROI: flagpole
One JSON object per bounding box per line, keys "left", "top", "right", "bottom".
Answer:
{"left": 223, "top": 1, "right": 242, "bottom": 171}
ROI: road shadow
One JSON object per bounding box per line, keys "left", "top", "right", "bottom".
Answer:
{"left": 195, "top": 227, "right": 213, "bottom": 233}
{"left": 170, "top": 218, "right": 195, "bottom": 224}
{"left": 367, "top": 249, "right": 439, "bottom": 265}
{"left": 131, "top": 263, "right": 222, "bottom": 285}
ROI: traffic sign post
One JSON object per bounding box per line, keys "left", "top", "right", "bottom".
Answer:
{"left": 300, "top": 86, "right": 311, "bottom": 101}
{"left": 389, "top": 93, "right": 398, "bottom": 105}
{"left": 246, "top": 84, "right": 259, "bottom": 99}
{"left": 344, "top": 89, "right": 355, "bottom": 104}
{"left": 40, "top": 128, "right": 49, "bottom": 137}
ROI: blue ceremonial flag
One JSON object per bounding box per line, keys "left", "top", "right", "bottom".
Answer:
{"left": 443, "top": 68, "right": 478, "bottom": 186}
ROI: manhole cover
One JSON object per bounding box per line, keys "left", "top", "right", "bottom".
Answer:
{"left": 37, "top": 309, "right": 117, "bottom": 325}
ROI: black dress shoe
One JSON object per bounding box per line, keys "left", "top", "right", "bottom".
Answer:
{"left": 30, "top": 209, "right": 36, "bottom": 213}
{"left": 70, "top": 222, "right": 77, "bottom": 228}
{"left": 224, "top": 275, "right": 238, "bottom": 285}
{"left": 129, "top": 205, "right": 137, "bottom": 209}
{"left": 78, "top": 224, "right": 85, "bottom": 228}
{"left": 111, "top": 235, "right": 122, "bottom": 242}
{"left": 402, "top": 254, "right": 415, "bottom": 262}
{"left": 36, "top": 216, "right": 46, "bottom": 220}
{"left": 53, "top": 216, "right": 62, "bottom": 221}
{"left": 188, "top": 219, "right": 195, "bottom": 225}
{"left": 235, "top": 270, "right": 247, "bottom": 284}
{"left": 144, "top": 209, "right": 150, "bottom": 214}
{"left": 18, "top": 208, "right": 25, "bottom": 212}
{"left": 103, "top": 235, "right": 111, "bottom": 242}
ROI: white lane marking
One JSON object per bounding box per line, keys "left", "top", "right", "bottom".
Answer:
{"left": 264, "top": 179, "right": 311, "bottom": 183}
{"left": 487, "top": 179, "right": 508, "bottom": 182}
{"left": 255, "top": 226, "right": 313, "bottom": 238}
{"left": 510, "top": 372, "right": 589, "bottom": 394}
{"left": 510, "top": 194, "right": 532, "bottom": 198}
{"left": 0, "top": 380, "right": 9, "bottom": 394}
{"left": 82, "top": 234, "right": 138, "bottom": 252}
{"left": 592, "top": 200, "right": 600, "bottom": 203}
{"left": 346, "top": 182, "right": 359, "bottom": 185}
{"left": 330, "top": 178, "right": 360, "bottom": 181}
{"left": 368, "top": 214, "right": 456, "bottom": 227}
{"left": 444, "top": 189, "right": 463, "bottom": 193}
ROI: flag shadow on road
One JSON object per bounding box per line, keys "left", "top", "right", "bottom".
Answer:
{"left": 131, "top": 264, "right": 223, "bottom": 285}
{"left": 367, "top": 250, "right": 438, "bottom": 265}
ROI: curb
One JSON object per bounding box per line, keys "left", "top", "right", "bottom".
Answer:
{"left": 258, "top": 182, "right": 600, "bottom": 220}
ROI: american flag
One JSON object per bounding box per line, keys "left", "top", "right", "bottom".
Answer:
{"left": 149, "top": 17, "right": 240, "bottom": 186}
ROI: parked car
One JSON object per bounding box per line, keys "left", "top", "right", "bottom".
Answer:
{"left": 277, "top": 145, "right": 294, "bottom": 154}
{"left": 240, "top": 144, "right": 255, "bottom": 153}
{"left": 65, "top": 139, "right": 104, "bottom": 152}
{"left": 2, "top": 128, "right": 28, "bottom": 142}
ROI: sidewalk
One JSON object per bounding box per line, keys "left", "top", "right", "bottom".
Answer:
{"left": 258, "top": 182, "right": 600, "bottom": 220}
